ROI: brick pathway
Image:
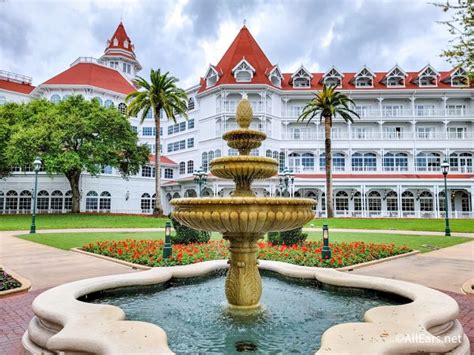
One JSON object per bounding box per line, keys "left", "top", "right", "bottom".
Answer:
{"left": 0, "top": 288, "right": 472, "bottom": 354}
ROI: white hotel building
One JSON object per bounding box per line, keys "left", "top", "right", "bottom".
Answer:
{"left": 0, "top": 23, "right": 473, "bottom": 218}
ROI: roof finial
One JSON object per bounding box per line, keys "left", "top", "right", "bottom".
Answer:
{"left": 243, "top": 19, "right": 247, "bottom": 27}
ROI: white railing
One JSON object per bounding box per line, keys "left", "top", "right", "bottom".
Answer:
{"left": 219, "top": 100, "right": 269, "bottom": 114}
{"left": 282, "top": 132, "right": 473, "bottom": 141}
{"left": 282, "top": 108, "right": 474, "bottom": 118}
{"left": 70, "top": 57, "right": 100, "bottom": 67}
{"left": 0, "top": 70, "right": 32, "bottom": 84}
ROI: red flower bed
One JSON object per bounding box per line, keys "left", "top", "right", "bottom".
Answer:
{"left": 82, "top": 240, "right": 411, "bottom": 268}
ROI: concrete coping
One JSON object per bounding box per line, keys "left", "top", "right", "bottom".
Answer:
{"left": 23, "top": 260, "right": 470, "bottom": 354}
{"left": 0, "top": 264, "right": 31, "bottom": 298}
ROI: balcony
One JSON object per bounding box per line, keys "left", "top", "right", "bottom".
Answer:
{"left": 218, "top": 100, "right": 270, "bottom": 114}
{"left": 282, "top": 131, "right": 473, "bottom": 141}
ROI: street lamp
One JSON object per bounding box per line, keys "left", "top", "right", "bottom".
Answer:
{"left": 278, "top": 167, "right": 294, "bottom": 197}
{"left": 163, "top": 221, "right": 172, "bottom": 258}
{"left": 441, "top": 159, "right": 451, "bottom": 236}
{"left": 30, "top": 157, "right": 42, "bottom": 234}
{"left": 193, "top": 167, "right": 208, "bottom": 197}
{"left": 321, "top": 224, "right": 331, "bottom": 259}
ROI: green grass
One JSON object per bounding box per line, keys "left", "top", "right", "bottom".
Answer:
{"left": 2, "top": 214, "right": 472, "bottom": 233}
{"left": 305, "top": 218, "right": 474, "bottom": 233}
{"left": 18, "top": 231, "right": 471, "bottom": 253}
{"left": 0, "top": 214, "right": 167, "bottom": 231}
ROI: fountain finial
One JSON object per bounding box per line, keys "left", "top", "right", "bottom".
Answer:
{"left": 236, "top": 97, "right": 252, "bottom": 129}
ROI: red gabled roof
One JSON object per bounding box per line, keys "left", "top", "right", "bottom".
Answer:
{"left": 199, "top": 26, "right": 274, "bottom": 92}
{"left": 104, "top": 22, "right": 136, "bottom": 58}
{"left": 0, "top": 79, "right": 35, "bottom": 94}
{"left": 148, "top": 155, "right": 178, "bottom": 166}
{"left": 42, "top": 62, "right": 136, "bottom": 95}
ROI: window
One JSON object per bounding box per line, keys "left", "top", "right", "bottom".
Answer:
{"left": 179, "top": 162, "right": 186, "bottom": 174}
{"left": 416, "top": 127, "right": 435, "bottom": 139}
{"left": 354, "top": 105, "right": 369, "bottom": 117}
{"left": 167, "top": 122, "right": 187, "bottom": 135}
{"left": 99, "top": 191, "right": 111, "bottom": 212}
{"left": 164, "top": 168, "right": 173, "bottom": 179}
{"left": 402, "top": 191, "right": 415, "bottom": 212}
{"left": 320, "top": 153, "right": 345, "bottom": 172}
{"left": 187, "top": 138, "right": 194, "bottom": 148}
{"left": 383, "top": 126, "right": 403, "bottom": 139}
{"left": 266, "top": 150, "right": 272, "bottom": 158}
{"left": 104, "top": 99, "right": 114, "bottom": 108}
{"left": 354, "top": 67, "right": 374, "bottom": 87}
{"left": 415, "top": 105, "right": 435, "bottom": 117}
{"left": 122, "top": 63, "right": 131, "bottom": 74}
{"left": 447, "top": 105, "right": 466, "bottom": 117}
{"left": 447, "top": 127, "right": 466, "bottom": 139}
{"left": 352, "top": 153, "right": 376, "bottom": 171}
{"left": 232, "top": 59, "right": 255, "bottom": 82}
{"left": 205, "top": 66, "right": 219, "bottom": 87}
{"left": 228, "top": 149, "right": 238, "bottom": 156}
{"left": 289, "top": 153, "right": 301, "bottom": 172}
{"left": 417, "top": 66, "right": 438, "bottom": 87}
{"left": 450, "top": 152, "right": 473, "bottom": 173}
{"left": 383, "top": 153, "right": 408, "bottom": 171}
{"left": 184, "top": 189, "right": 197, "bottom": 198}
{"left": 386, "top": 191, "right": 398, "bottom": 212}
{"left": 131, "top": 126, "right": 138, "bottom": 133}
{"left": 323, "top": 68, "right": 343, "bottom": 87}
{"left": 187, "top": 160, "right": 194, "bottom": 174}
{"left": 118, "top": 103, "right": 127, "bottom": 115}
{"left": 65, "top": 191, "right": 72, "bottom": 211}
{"left": 0, "top": 96, "right": 6, "bottom": 106}
{"left": 301, "top": 153, "right": 314, "bottom": 171}
{"left": 6, "top": 191, "right": 18, "bottom": 212}
{"left": 279, "top": 152, "right": 285, "bottom": 172}
{"left": 142, "top": 166, "right": 152, "bottom": 177}
{"left": 335, "top": 191, "right": 349, "bottom": 211}
{"left": 0, "top": 191, "right": 4, "bottom": 212}
{"left": 141, "top": 193, "right": 152, "bottom": 213}
{"left": 268, "top": 66, "right": 283, "bottom": 87}
{"left": 50, "top": 94, "right": 61, "bottom": 104}
{"left": 215, "top": 149, "right": 221, "bottom": 158}
{"left": 51, "top": 190, "right": 63, "bottom": 211}
{"left": 416, "top": 152, "right": 440, "bottom": 171}
{"left": 188, "top": 98, "right": 195, "bottom": 111}
{"left": 37, "top": 190, "right": 49, "bottom": 211}
{"left": 188, "top": 119, "right": 195, "bottom": 129}
{"left": 383, "top": 105, "right": 403, "bottom": 117}
{"left": 167, "top": 140, "right": 187, "bottom": 153}
{"left": 449, "top": 68, "right": 468, "bottom": 87}
{"left": 460, "top": 192, "right": 471, "bottom": 212}
{"left": 419, "top": 191, "right": 433, "bottom": 211}
{"left": 292, "top": 66, "right": 312, "bottom": 88}
{"left": 143, "top": 127, "right": 156, "bottom": 136}
{"left": 352, "top": 127, "right": 372, "bottom": 140}
{"left": 368, "top": 191, "right": 381, "bottom": 212}
{"left": 385, "top": 66, "right": 406, "bottom": 87}
{"left": 93, "top": 97, "right": 103, "bottom": 106}
{"left": 19, "top": 190, "right": 31, "bottom": 212}
{"left": 86, "top": 191, "right": 98, "bottom": 211}
{"left": 353, "top": 192, "right": 362, "bottom": 211}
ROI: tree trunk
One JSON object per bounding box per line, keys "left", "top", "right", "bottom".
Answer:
{"left": 153, "top": 109, "right": 163, "bottom": 216}
{"left": 324, "top": 117, "right": 334, "bottom": 218}
{"left": 65, "top": 170, "right": 81, "bottom": 213}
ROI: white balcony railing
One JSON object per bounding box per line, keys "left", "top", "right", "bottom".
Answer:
{"left": 282, "top": 131, "right": 474, "bottom": 141}
{"left": 282, "top": 108, "right": 474, "bottom": 118}
{"left": 219, "top": 100, "right": 269, "bottom": 114}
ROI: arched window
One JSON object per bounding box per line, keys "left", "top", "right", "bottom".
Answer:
{"left": 438, "top": 191, "right": 446, "bottom": 212}
{"left": 266, "top": 150, "right": 272, "bottom": 158}
{"left": 353, "top": 191, "right": 362, "bottom": 211}
{"left": 416, "top": 152, "right": 440, "bottom": 172}
{"left": 335, "top": 191, "right": 349, "bottom": 211}
{"left": 99, "top": 191, "right": 111, "bottom": 212}
{"left": 460, "top": 192, "right": 471, "bottom": 212}
{"left": 279, "top": 152, "right": 285, "bottom": 172}
{"left": 179, "top": 162, "right": 186, "bottom": 175}
{"left": 450, "top": 152, "right": 473, "bottom": 173}
{"left": 164, "top": 168, "right": 174, "bottom": 179}
{"left": 352, "top": 152, "right": 377, "bottom": 171}
{"left": 118, "top": 103, "right": 127, "bottom": 115}
{"left": 166, "top": 193, "right": 172, "bottom": 202}
{"left": 152, "top": 193, "right": 157, "bottom": 210}
{"left": 215, "top": 149, "right": 221, "bottom": 158}
{"left": 37, "top": 190, "right": 49, "bottom": 212}
{"left": 104, "top": 99, "right": 114, "bottom": 108}
{"left": 0, "top": 191, "right": 4, "bottom": 212}
{"left": 383, "top": 152, "right": 408, "bottom": 171}
{"left": 202, "top": 188, "right": 213, "bottom": 197}
{"left": 19, "top": 190, "right": 32, "bottom": 212}
{"left": 273, "top": 151, "right": 279, "bottom": 160}
{"left": 402, "top": 191, "right": 415, "bottom": 212}
{"left": 386, "top": 191, "right": 398, "bottom": 212}
{"left": 65, "top": 191, "right": 72, "bottom": 211}
{"left": 188, "top": 97, "right": 195, "bottom": 110}
{"left": 50, "top": 94, "right": 61, "bottom": 104}
{"left": 228, "top": 149, "right": 238, "bottom": 156}
{"left": 202, "top": 152, "right": 208, "bottom": 172}
{"left": 184, "top": 189, "right": 197, "bottom": 198}
{"left": 93, "top": 97, "right": 103, "bottom": 106}
{"left": 419, "top": 191, "right": 433, "bottom": 212}
{"left": 289, "top": 153, "right": 301, "bottom": 172}
{"left": 51, "top": 190, "right": 63, "bottom": 211}
{"left": 368, "top": 191, "right": 381, "bottom": 212}
{"left": 85, "top": 191, "right": 98, "bottom": 211}
{"left": 6, "top": 191, "right": 18, "bottom": 212}
{"left": 187, "top": 160, "right": 194, "bottom": 174}
{"left": 141, "top": 193, "right": 151, "bottom": 213}
{"left": 320, "top": 152, "right": 346, "bottom": 171}
{"left": 172, "top": 192, "right": 180, "bottom": 199}
{"left": 301, "top": 153, "right": 314, "bottom": 171}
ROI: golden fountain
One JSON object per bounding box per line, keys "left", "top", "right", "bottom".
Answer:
{"left": 171, "top": 97, "right": 315, "bottom": 311}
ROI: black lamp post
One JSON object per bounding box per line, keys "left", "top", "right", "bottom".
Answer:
{"left": 278, "top": 167, "right": 294, "bottom": 197}
{"left": 321, "top": 224, "right": 331, "bottom": 259}
{"left": 30, "top": 157, "right": 42, "bottom": 234}
{"left": 163, "top": 221, "right": 172, "bottom": 258}
{"left": 441, "top": 159, "right": 451, "bottom": 236}
{"left": 193, "top": 166, "right": 208, "bottom": 197}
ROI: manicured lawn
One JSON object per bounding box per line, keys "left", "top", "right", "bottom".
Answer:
{"left": 2, "top": 214, "right": 472, "bottom": 233}
{"left": 18, "top": 231, "right": 471, "bottom": 253}
{"left": 306, "top": 218, "right": 474, "bottom": 233}
{"left": 0, "top": 214, "right": 167, "bottom": 231}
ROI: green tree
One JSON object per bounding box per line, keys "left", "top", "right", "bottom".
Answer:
{"left": 433, "top": 0, "right": 473, "bottom": 80}
{"left": 298, "top": 85, "right": 359, "bottom": 218}
{"left": 126, "top": 69, "right": 188, "bottom": 215}
{"left": 3, "top": 96, "right": 149, "bottom": 213}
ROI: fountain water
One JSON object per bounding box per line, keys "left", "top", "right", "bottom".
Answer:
{"left": 171, "top": 97, "right": 315, "bottom": 310}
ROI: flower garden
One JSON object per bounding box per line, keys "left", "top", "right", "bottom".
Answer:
{"left": 82, "top": 239, "right": 412, "bottom": 268}
{"left": 0, "top": 268, "right": 22, "bottom": 292}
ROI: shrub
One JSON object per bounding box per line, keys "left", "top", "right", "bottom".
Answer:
{"left": 267, "top": 228, "right": 308, "bottom": 246}
{"left": 170, "top": 217, "right": 210, "bottom": 244}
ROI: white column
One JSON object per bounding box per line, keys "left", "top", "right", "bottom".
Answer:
{"left": 434, "top": 184, "right": 440, "bottom": 218}
{"left": 377, "top": 97, "right": 384, "bottom": 116}
{"left": 397, "top": 185, "right": 402, "bottom": 218}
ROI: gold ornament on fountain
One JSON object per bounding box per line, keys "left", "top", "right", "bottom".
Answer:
{"left": 171, "top": 95, "right": 316, "bottom": 312}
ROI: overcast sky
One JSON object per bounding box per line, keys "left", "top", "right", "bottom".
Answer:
{"left": 1, "top": 0, "right": 453, "bottom": 88}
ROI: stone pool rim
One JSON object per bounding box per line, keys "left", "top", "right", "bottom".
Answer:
{"left": 22, "top": 260, "right": 470, "bottom": 354}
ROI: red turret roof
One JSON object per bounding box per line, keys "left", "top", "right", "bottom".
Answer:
{"left": 104, "top": 22, "right": 136, "bottom": 59}
{"left": 42, "top": 62, "right": 136, "bottom": 94}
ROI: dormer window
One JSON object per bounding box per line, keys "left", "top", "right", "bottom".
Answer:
{"left": 291, "top": 66, "right": 312, "bottom": 88}
{"left": 205, "top": 65, "right": 220, "bottom": 88}
{"left": 354, "top": 67, "right": 374, "bottom": 88}
{"left": 416, "top": 65, "right": 438, "bottom": 87}
{"left": 384, "top": 65, "right": 406, "bottom": 87}
{"left": 113, "top": 38, "right": 118, "bottom": 46}
{"left": 448, "top": 67, "right": 468, "bottom": 87}
{"left": 267, "top": 65, "right": 283, "bottom": 87}
{"left": 232, "top": 58, "right": 255, "bottom": 83}
{"left": 124, "top": 40, "right": 129, "bottom": 48}
{"left": 323, "top": 67, "right": 343, "bottom": 88}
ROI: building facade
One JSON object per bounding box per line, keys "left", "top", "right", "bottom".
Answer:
{"left": 1, "top": 23, "right": 473, "bottom": 218}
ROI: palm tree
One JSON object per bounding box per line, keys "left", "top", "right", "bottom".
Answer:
{"left": 298, "top": 85, "right": 359, "bottom": 218}
{"left": 126, "top": 69, "right": 188, "bottom": 215}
